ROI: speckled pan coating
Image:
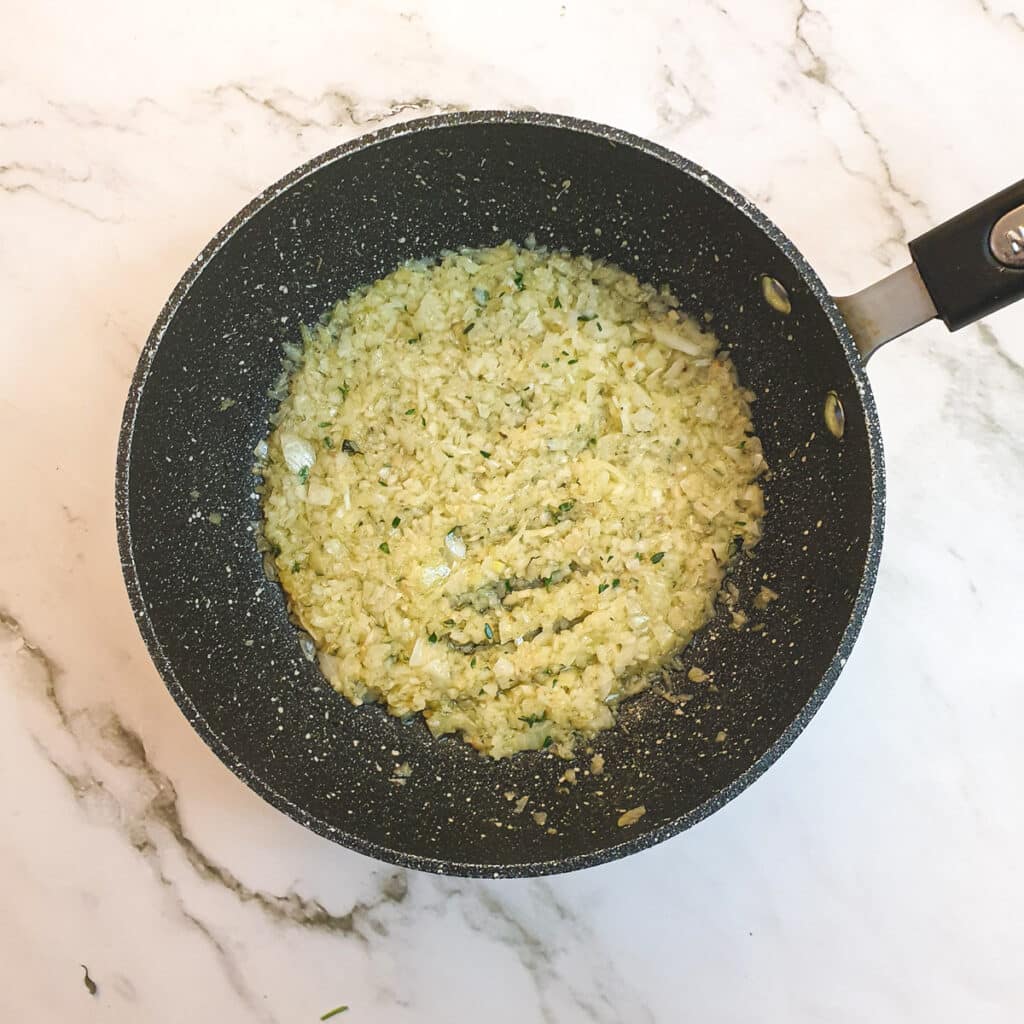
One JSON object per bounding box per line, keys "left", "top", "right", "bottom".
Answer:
{"left": 116, "top": 111, "right": 884, "bottom": 878}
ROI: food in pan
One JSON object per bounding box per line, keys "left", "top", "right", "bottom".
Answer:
{"left": 260, "top": 243, "right": 765, "bottom": 758}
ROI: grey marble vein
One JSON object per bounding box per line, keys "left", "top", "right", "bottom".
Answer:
{"left": 209, "top": 83, "right": 464, "bottom": 132}
{"left": 441, "top": 881, "right": 656, "bottom": 1024}
{"left": 978, "top": 0, "right": 1024, "bottom": 35}
{"left": 793, "top": 0, "right": 926, "bottom": 256}
{"left": 0, "top": 161, "right": 122, "bottom": 224}
{"left": 1, "top": 610, "right": 408, "bottom": 952}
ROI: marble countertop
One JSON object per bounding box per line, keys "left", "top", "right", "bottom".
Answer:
{"left": 2, "top": 1, "right": 1023, "bottom": 1021}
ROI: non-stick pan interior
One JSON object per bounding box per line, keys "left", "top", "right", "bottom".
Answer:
{"left": 118, "top": 113, "right": 882, "bottom": 875}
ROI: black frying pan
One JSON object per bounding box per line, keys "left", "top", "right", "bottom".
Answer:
{"left": 116, "top": 112, "right": 1024, "bottom": 877}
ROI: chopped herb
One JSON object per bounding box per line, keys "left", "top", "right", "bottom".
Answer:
{"left": 323, "top": 437, "right": 334, "bottom": 448}
{"left": 318, "top": 421, "right": 331, "bottom": 428}
{"left": 578, "top": 313, "right": 597, "bottom": 322}
{"left": 587, "top": 437, "right": 597, "bottom": 446}
{"left": 484, "top": 623, "right": 494, "bottom": 640}
{"left": 443, "top": 618, "right": 455, "bottom": 627}
{"left": 405, "top": 408, "right": 416, "bottom": 416}
{"left": 407, "top": 337, "right": 418, "bottom": 344}
{"left": 470, "top": 656, "right": 477, "bottom": 667}
{"left": 392, "top": 516, "right": 401, "bottom": 528}
{"left": 598, "top": 583, "right": 610, "bottom": 594}
{"left": 541, "top": 362, "right": 549, "bottom": 368}
{"left": 81, "top": 965, "right": 97, "bottom": 996}
{"left": 298, "top": 466, "right": 309, "bottom": 484}
{"left": 379, "top": 542, "right": 390, "bottom": 554}
{"left": 542, "top": 576, "right": 552, "bottom": 589}
{"left": 504, "top": 579, "right": 513, "bottom": 594}
{"left": 420, "top": 416, "right": 426, "bottom": 428}
{"left": 320, "top": 1009, "right": 349, "bottom": 1021}
{"left": 480, "top": 450, "right": 491, "bottom": 459}
{"left": 463, "top": 322, "right": 475, "bottom": 334}
{"left": 513, "top": 271, "right": 525, "bottom": 290}
{"left": 542, "top": 735, "right": 554, "bottom": 748}
{"left": 596, "top": 322, "right": 603, "bottom": 332}
{"left": 735, "top": 520, "right": 747, "bottom": 526}
{"left": 612, "top": 578, "right": 620, "bottom": 588}
{"left": 338, "top": 383, "right": 350, "bottom": 399}
{"left": 519, "top": 713, "right": 546, "bottom": 726}
{"left": 553, "top": 296, "right": 562, "bottom": 308}
{"left": 651, "top": 551, "right": 666, "bottom": 564}
{"left": 428, "top": 632, "right": 438, "bottom": 644}
{"left": 567, "top": 358, "right": 578, "bottom": 365}
{"left": 341, "top": 439, "right": 361, "bottom": 455}
{"left": 558, "top": 500, "right": 575, "bottom": 512}
{"left": 292, "top": 561, "right": 301, "bottom": 573}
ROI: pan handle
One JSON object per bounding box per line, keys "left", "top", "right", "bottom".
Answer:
{"left": 835, "top": 178, "right": 1024, "bottom": 362}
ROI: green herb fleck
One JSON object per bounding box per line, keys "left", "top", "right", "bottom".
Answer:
{"left": 443, "top": 618, "right": 455, "bottom": 627}
{"left": 612, "top": 578, "right": 620, "bottom": 588}
{"left": 598, "top": 583, "right": 610, "bottom": 594}
{"left": 596, "top": 322, "right": 603, "bottom": 332}
{"left": 320, "top": 1008, "right": 349, "bottom": 1021}
{"left": 392, "top": 516, "right": 401, "bottom": 528}
{"left": 379, "top": 541, "right": 390, "bottom": 554}
{"left": 513, "top": 271, "right": 525, "bottom": 290}
{"left": 318, "top": 421, "right": 331, "bottom": 428}
{"left": 558, "top": 500, "right": 575, "bottom": 513}
{"left": 480, "top": 450, "right": 491, "bottom": 459}
{"left": 484, "top": 623, "right": 494, "bottom": 641}
{"left": 553, "top": 296, "right": 562, "bottom": 309}
{"left": 421, "top": 416, "right": 426, "bottom": 428}
{"left": 323, "top": 437, "right": 334, "bottom": 448}
{"left": 292, "top": 561, "right": 301, "bottom": 573}
{"left": 298, "top": 466, "right": 309, "bottom": 484}
{"left": 463, "top": 322, "right": 475, "bottom": 334}
{"left": 542, "top": 735, "right": 554, "bottom": 748}
{"left": 519, "top": 713, "right": 546, "bottom": 726}
{"left": 651, "top": 551, "right": 666, "bottom": 564}
{"left": 541, "top": 362, "right": 549, "bottom": 368}
{"left": 405, "top": 408, "right": 416, "bottom": 416}
{"left": 567, "top": 358, "right": 578, "bottom": 365}
{"left": 338, "top": 383, "right": 350, "bottom": 399}
{"left": 470, "top": 656, "right": 477, "bottom": 668}
{"left": 428, "top": 632, "right": 438, "bottom": 644}
{"left": 407, "top": 337, "right": 418, "bottom": 344}
{"left": 578, "top": 313, "right": 597, "bottom": 322}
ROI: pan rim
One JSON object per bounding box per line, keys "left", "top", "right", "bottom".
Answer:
{"left": 115, "top": 109, "right": 885, "bottom": 878}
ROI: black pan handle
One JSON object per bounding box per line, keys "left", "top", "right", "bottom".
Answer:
{"left": 835, "top": 179, "right": 1024, "bottom": 362}
{"left": 908, "top": 177, "right": 1024, "bottom": 330}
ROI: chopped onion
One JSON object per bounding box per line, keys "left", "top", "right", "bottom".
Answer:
{"left": 422, "top": 564, "right": 451, "bottom": 586}
{"left": 280, "top": 433, "right": 315, "bottom": 474}
{"left": 444, "top": 529, "right": 466, "bottom": 559}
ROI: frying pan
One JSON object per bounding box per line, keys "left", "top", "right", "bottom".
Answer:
{"left": 116, "top": 112, "right": 1024, "bottom": 877}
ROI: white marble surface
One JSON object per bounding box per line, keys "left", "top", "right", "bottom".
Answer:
{"left": 2, "top": 1, "right": 1023, "bottom": 1020}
